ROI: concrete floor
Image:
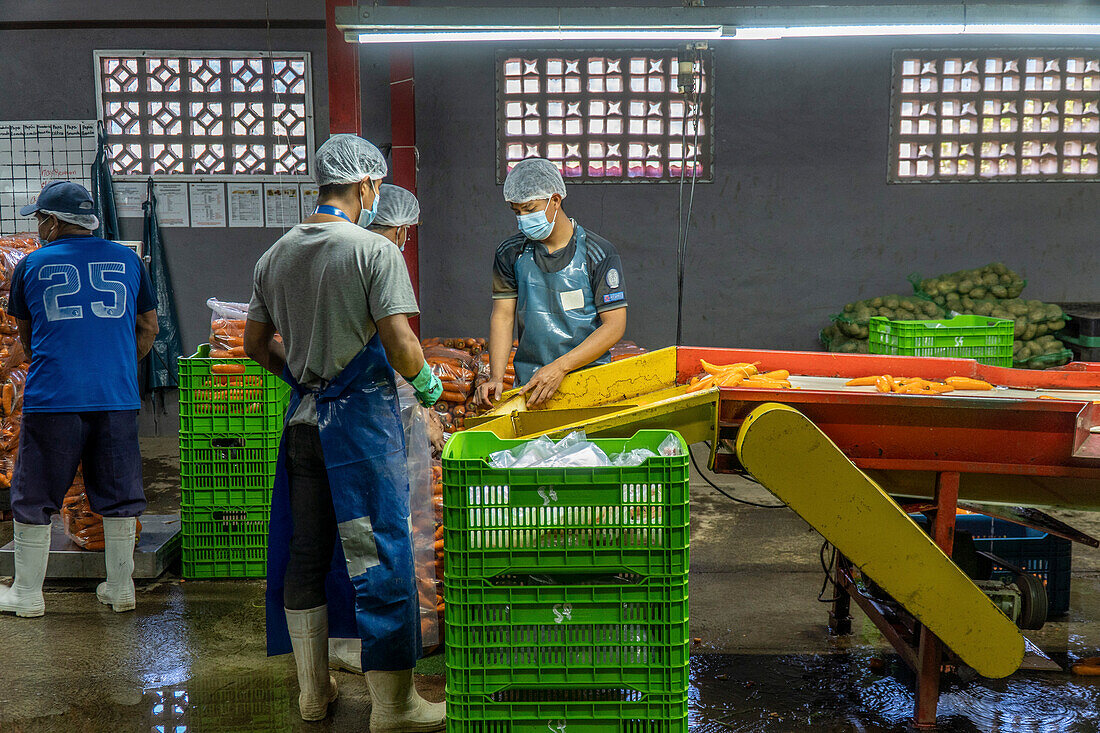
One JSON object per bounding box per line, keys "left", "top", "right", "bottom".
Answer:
{"left": 0, "top": 437, "right": 1098, "bottom": 731}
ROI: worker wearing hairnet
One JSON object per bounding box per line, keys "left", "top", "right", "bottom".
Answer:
{"left": 475, "top": 158, "right": 628, "bottom": 408}
{"left": 368, "top": 183, "right": 421, "bottom": 252}
{"left": 0, "top": 181, "right": 158, "bottom": 619}
{"left": 247, "top": 134, "right": 445, "bottom": 729}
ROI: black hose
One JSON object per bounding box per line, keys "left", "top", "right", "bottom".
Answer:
{"left": 688, "top": 445, "right": 787, "bottom": 509}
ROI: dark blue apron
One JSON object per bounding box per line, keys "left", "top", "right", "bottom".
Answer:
{"left": 266, "top": 334, "right": 420, "bottom": 671}
{"left": 513, "top": 222, "right": 610, "bottom": 385}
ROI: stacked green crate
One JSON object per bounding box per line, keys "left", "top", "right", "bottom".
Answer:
{"left": 178, "top": 345, "right": 289, "bottom": 578}
{"left": 442, "top": 430, "right": 690, "bottom": 733}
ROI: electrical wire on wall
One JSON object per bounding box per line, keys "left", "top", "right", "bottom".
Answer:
{"left": 675, "top": 45, "right": 704, "bottom": 346}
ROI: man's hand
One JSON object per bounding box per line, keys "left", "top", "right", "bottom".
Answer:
{"left": 427, "top": 409, "right": 447, "bottom": 456}
{"left": 474, "top": 378, "right": 505, "bottom": 409}
{"left": 521, "top": 360, "right": 567, "bottom": 408}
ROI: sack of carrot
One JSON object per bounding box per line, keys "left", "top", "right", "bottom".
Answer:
{"left": 0, "top": 236, "right": 39, "bottom": 515}
{"left": 60, "top": 470, "right": 143, "bottom": 550}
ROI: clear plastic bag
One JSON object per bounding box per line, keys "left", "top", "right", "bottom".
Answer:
{"left": 60, "top": 470, "right": 142, "bottom": 551}
{"left": 207, "top": 298, "right": 249, "bottom": 356}
{"left": 610, "top": 448, "right": 658, "bottom": 467}
{"left": 490, "top": 434, "right": 556, "bottom": 468}
{"left": 396, "top": 378, "right": 441, "bottom": 650}
{"left": 658, "top": 433, "right": 683, "bottom": 457}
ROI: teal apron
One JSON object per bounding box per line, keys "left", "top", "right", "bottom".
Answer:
{"left": 513, "top": 223, "right": 610, "bottom": 385}
{"left": 266, "top": 334, "right": 420, "bottom": 671}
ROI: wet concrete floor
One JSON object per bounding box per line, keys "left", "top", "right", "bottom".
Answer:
{"left": 0, "top": 438, "right": 1098, "bottom": 731}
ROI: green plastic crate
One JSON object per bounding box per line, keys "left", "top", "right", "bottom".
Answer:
{"left": 445, "top": 575, "right": 688, "bottom": 696}
{"left": 445, "top": 690, "right": 687, "bottom": 733}
{"left": 179, "top": 345, "right": 290, "bottom": 435}
{"left": 181, "top": 505, "right": 268, "bottom": 579}
{"left": 180, "top": 433, "right": 278, "bottom": 508}
{"left": 869, "top": 315, "right": 1013, "bottom": 366}
{"left": 442, "top": 431, "right": 689, "bottom": 578}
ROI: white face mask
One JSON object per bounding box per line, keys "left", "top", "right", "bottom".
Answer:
{"left": 357, "top": 180, "right": 380, "bottom": 228}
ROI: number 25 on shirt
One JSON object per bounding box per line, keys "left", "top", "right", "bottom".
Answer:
{"left": 39, "top": 262, "right": 129, "bottom": 321}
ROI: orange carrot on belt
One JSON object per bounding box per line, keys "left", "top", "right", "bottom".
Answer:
{"left": 761, "top": 370, "right": 790, "bottom": 381}
{"left": 875, "top": 375, "right": 895, "bottom": 393}
{"left": 686, "top": 375, "right": 716, "bottom": 393}
{"left": 944, "top": 377, "right": 994, "bottom": 390}
{"left": 845, "top": 376, "right": 881, "bottom": 387}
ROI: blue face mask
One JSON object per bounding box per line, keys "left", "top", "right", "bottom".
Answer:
{"left": 357, "top": 182, "right": 380, "bottom": 228}
{"left": 516, "top": 201, "right": 555, "bottom": 241}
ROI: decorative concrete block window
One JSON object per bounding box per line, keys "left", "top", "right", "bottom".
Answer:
{"left": 95, "top": 51, "right": 315, "bottom": 180}
{"left": 891, "top": 51, "right": 1100, "bottom": 182}
{"left": 497, "top": 50, "right": 714, "bottom": 183}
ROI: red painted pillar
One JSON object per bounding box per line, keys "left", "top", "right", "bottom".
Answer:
{"left": 388, "top": 1, "right": 419, "bottom": 335}
{"left": 325, "top": 0, "right": 361, "bottom": 135}
{"left": 914, "top": 470, "right": 960, "bottom": 729}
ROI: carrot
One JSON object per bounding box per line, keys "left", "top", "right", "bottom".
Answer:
{"left": 845, "top": 376, "right": 881, "bottom": 387}
{"left": 433, "top": 539, "right": 444, "bottom": 553}
{"left": 686, "top": 375, "right": 715, "bottom": 393}
{"left": 700, "top": 360, "right": 758, "bottom": 377}
{"left": 718, "top": 372, "right": 745, "bottom": 388}
{"left": 761, "top": 370, "right": 790, "bottom": 381}
{"left": 875, "top": 375, "right": 895, "bottom": 393}
{"left": 944, "top": 377, "right": 994, "bottom": 390}
{"left": 228, "top": 346, "right": 247, "bottom": 357}
{"left": 1071, "top": 657, "right": 1100, "bottom": 676}
{"left": 440, "top": 390, "right": 467, "bottom": 403}
{"left": 2, "top": 383, "right": 12, "bottom": 415}
{"left": 212, "top": 364, "right": 246, "bottom": 375}
{"left": 209, "top": 350, "right": 235, "bottom": 359}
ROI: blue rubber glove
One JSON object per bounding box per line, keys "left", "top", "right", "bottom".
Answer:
{"left": 410, "top": 361, "right": 443, "bottom": 408}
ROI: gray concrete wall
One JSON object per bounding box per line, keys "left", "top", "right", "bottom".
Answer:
{"left": 384, "top": 36, "right": 1100, "bottom": 351}
{"left": 3, "top": 2, "right": 1100, "bottom": 436}
{"left": 0, "top": 11, "right": 327, "bottom": 435}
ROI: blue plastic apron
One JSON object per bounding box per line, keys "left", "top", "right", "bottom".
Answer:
{"left": 513, "top": 223, "right": 610, "bottom": 385}
{"left": 266, "top": 334, "right": 420, "bottom": 671}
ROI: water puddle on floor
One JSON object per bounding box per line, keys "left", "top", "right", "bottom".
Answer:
{"left": 690, "top": 653, "right": 1100, "bottom": 732}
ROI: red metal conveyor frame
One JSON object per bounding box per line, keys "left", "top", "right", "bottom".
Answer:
{"left": 674, "top": 346, "right": 1100, "bottom": 727}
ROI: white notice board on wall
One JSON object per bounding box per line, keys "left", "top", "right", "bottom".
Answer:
{"left": 0, "top": 120, "right": 97, "bottom": 235}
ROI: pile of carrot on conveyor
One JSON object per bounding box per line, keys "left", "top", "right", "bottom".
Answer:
{"left": 686, "top": 358, "right": 997, "bottom": 395}
{"left": 846, "top": 375, "right": 994, "bottom": 394}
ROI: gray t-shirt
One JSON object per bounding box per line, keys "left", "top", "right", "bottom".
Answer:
{"left": 249, "top": 221, "right": 419, "bottom": 425}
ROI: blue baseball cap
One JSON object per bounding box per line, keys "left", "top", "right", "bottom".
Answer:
{"left": 20, "top": 180, "right": 96, "bottom": 218}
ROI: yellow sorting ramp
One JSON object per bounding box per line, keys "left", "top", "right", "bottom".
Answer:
{"left": 735, "top": 403, "right": 1024, "bottom": 679}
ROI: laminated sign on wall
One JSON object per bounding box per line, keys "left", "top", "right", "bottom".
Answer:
{"left": 0, "top": 120, "right": 97, "bottom": 235}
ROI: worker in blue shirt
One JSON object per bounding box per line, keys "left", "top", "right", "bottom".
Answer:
{"left": 0, "top": 181, "right": 159, "bottom": 618}
{"left": 475, "top": 158, "right": 628, "bottom": 408}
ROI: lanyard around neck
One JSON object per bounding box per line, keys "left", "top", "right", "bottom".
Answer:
{"left": 314, "top": 205, "right": 353, "bottom": 223}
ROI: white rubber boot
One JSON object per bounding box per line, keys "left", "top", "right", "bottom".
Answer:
{"left": 96, "top": 517, "right": 137, "bottom": 612}
{"left": 286, "top": 605, "right": 339, "bottom": 721}
{"left": 0, "top": 521, "right": 50, "bottom": 618}
{"left": 329, "top": 637, "right": 364, "bottom": 674}
{"left": 366, "top": 669, "right": 445, "bottom": 732}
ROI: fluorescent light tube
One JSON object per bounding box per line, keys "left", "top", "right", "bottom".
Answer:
{"left": 735, "top": 23, "right": 1100, "bottom": 40}
{"left": 356, "top": 28, "right": 725, "bottom": 43}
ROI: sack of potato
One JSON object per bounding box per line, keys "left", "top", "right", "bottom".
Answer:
{"left": 912, "top": 263, "right": 1026, "bottom": 306}
{"left": 1013, "top": 335, "right": 1072, "bottom": 369}
{"left": 822, "top": 295, "right": 944, "bottom": 353}
{"left": 820, "top": 324, "right": 869, "bottom": 354}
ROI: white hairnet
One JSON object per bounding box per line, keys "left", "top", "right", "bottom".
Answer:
{"left": 39, "top": 209, "right": 100, "bottom": 231}
{"left": 373, "top": 184, "right": 420, "bottom": 227}
{"left": 316, "top": 133, "right": 388, "bottom": 186}
{"left": 503, "top": 158, "right": 567, "bottom": 203}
